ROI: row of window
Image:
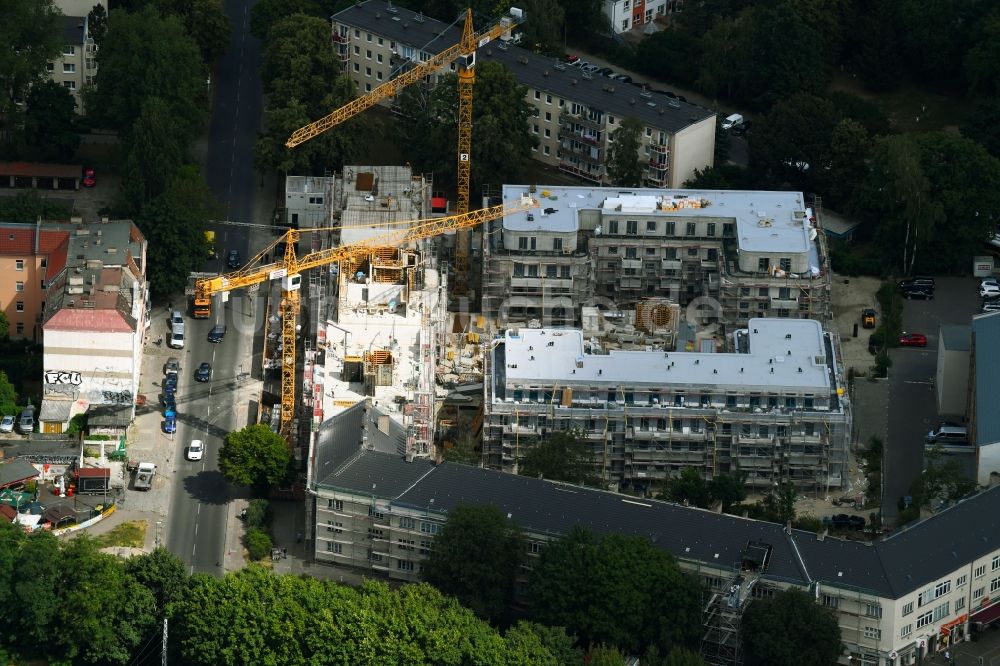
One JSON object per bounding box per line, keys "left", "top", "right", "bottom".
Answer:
{"left": 506, "top": 390, "right": 820, "bottom": 411}
{"left": 512, "top": 263, "right": 572, "bottom": 278}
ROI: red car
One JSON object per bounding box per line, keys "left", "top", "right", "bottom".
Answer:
{"left": 899, "top": 332, "right": 927, "bottom": 347}
{"left": 82, "top": 167, "right": 96, "bottom": 188}
{"left": 565, "top": 54, "right": 579, "bottom": 64}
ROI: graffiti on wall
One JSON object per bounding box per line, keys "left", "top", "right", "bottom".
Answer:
{"left": 44, "top": 371, "right": 82, "bottom": 385}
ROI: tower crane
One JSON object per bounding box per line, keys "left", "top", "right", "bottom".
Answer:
{"left": 285, "top": 6, "right": 525, "bottom": 296}
{"left": 194, "top": 196, "right": 539, "bottom": 441}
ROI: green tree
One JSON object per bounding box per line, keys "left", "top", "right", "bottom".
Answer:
{"left": 89, "top": 6, "right": 206, "bottom": 141}
{"left": 683, "top": 165, "right": 752, "bottom": 189}
{"left": 962, "top": 97, "right": 1000, "bottom": 160}
{"left": 826, "top": 118, "right": 871, "bottom": 213}
{"left": 0, "top": 312, "right": 8, "bottom": 339}
{"left": 763, "top": 481, "right": 797, "bottom": 525}
{"left": 56, "top": 538, "right": 157, "bottom": 664}
{"left": 244, "top": 498, "right": 272, "bottom": 531}
{"left": 742, "top": 588, "right": 841, "bottom": 666}
{"left": 138, "top": 165, "right": 219, "bottom": 295}
{"left": 250, "top": 0, "right": 322, "bottom": 40}
{"left": 606, "top": 117, "right": 644, "bottom": 187}
{"left": 0, "top": 521, "right": 26, "bottom": 618}
{"left": 218, "top": 424, "right": 291, "bottom": 489}
{"left": 965, "top": 10, "right": 1000, "bottom": 97}
{"left": 588, "top": 644, "right": 627, "bottom": 666}
{"left": 663, "top": 646, "right": 707, "bottom": 666}
{"left": 0, "top": 0, "right": 62, "bottom": 150}
{"left": 121, "top": 96, "right": 186, "bottom": 214}
{"left": 244, "top": 528, "right": 273, "bottom": 560}
{"left": 10, "top": 532, "right": 62, "bottom": 652}
{"left": 843, "top": 0, "right": 904, "bottom": 91}
{"left": 124, "top": 547, "right": 188, "bottom": 616}
{"left": 748, "top": 92, "right": 839, "bottom": 190}
{"left": 518, "top": 0, "right": 565, "bottom": 56}
{"left": 528, "top": 527, "right": 703, "bottom": 655}
{"left": 668, "top": 467, "right": 711, "bottom": 508}
{"left": 557, "top": 0, "right": 605, "bottom": 38}
{"left": 520, "top": 430, "right": 597, "bottom": 485}
{"left": 88, "top": 3, "right": 108, "bottom": 47}
{"left": 709, "top": 472, "right": 747, "bottom": 511}
{"left": 917, "top": 447, "right": 977, "bottom": 505}
{"left": 828, "top": 91, "right": 890, "bottom": 137}
{"left": 634, "top": 29, "right": 702, "bottom": 88}
{"left": 0, "top": 370, "right": 20, "bottom": 416}
{"left": 155, "top": 0, "right": 231, "bottom": 64}
{"left": 506, "top": 622, "right": 582, "bottom": 665}
{"left": 422, "top": 503, "right": 523, "bottom": 621}
{"left": 21, "top": 80, "right": 79, "bottom": 161}
{"left": 443, "top": 433, "right": 481, "bottom": 465}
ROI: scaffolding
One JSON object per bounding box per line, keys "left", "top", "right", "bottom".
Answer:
{"left": 405, "top": 296, "right": 435, "bottom": 460}
{"left": 701, "top": 540, "right": 773, "bottom": 666}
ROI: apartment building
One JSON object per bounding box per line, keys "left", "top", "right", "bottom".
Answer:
{"left": 39, "top": 219, "right": 149, "bottom": 432}
{"left": 602, "top": 0, "right": 673, "bottom": 34}
{"left": 482, "top": 185, "right": 831, "bottom": 330}
{"left": 48, "top": 14, "right": 97, "bottom": 113}
{"left": 309, "top": 411, "right": 1000, "bottom": 666}
{"left": 483, "top": 318, "right": 849, "bottom": 492}
{"left": 330, "top": 0, "right": 716, "bottom": 188}
{"left": 0, "top": 223, "right": 70, "bottom": 341}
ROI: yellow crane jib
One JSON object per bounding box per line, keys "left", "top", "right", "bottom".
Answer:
{"left": 284, "top": 7, "right": 525, "bottom": 149}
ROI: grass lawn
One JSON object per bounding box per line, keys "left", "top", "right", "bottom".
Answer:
{"left": 92, "top": 520, "right": 147, "bottom": 549}
{"left": 829, "top": 73, "right": 972, "bottom": 134}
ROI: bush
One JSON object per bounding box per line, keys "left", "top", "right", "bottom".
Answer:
{"left": 245, "top": 499, "right": 271, "bottom": 531}
{"left": 244, "top": 528, "right": 272, "bottom": 561}
{"left": 792, "top": 515, "right": 824, "bottom": 533}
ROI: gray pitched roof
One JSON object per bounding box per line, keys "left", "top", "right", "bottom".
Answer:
{"left": 0, "top": 459, "right": 40, "bottom": 489}
{"left": 973, "top": 313, "right": 1000, "bottom": 445}
{"left": 61, "top": 16, "right": 86, "bottom": 46}
{"left": 940, "top": 324, "right": 971, "bottom": 352}
{"left": 331, "top": 0, "right": 715, "bottom": 133}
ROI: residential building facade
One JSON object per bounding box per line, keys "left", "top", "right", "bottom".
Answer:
{"left": 330, "top": 0, "right": 716, "bottom": 188}
{"left": 483, "top": 318, "right": 849, "bottom": 492}
{"left": 0, "top": 223, "right": 69, "bottom": 341}
{"left": 308, "top": 412, "right": 1000, "bottom": 666}
{"left": 48, "top": 14, "right": 97, "bottom": 113}
{"left": 602, "top": 0, "right": 672, "bottom": 34}
{"left": 39, "top": 219, "right": 148, "bottom": 432}
{"left": 482, "top": 185, "right": 831, "bottom": 331}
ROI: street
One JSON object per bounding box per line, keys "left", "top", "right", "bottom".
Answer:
{"left": 163, "top": 0, "right": 265, "bottom": 573}
{"left": 883, "top": 277, "right": 981, "bottom": 522}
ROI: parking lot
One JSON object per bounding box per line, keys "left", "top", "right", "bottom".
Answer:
{"left": 883, "top": 277, "right": 983, "bottom": 521}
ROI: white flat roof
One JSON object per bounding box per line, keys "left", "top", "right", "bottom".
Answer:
{"left": 501, "top": 318, "right": 830, "bottom": 391}
{"left": 500, "top": 184, "right": 812, "bottom": 254}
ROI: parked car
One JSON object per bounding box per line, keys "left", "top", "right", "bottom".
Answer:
{"left": 676, "top": 94, "right": 687, "bottom": 102}
{"left": 902, "top": 288, "right": 934, "bottom": 300}
{"left": 163, "top": 414, "right": 177, "bottom": 434}
{"left": 82, "top": 167, "right": 96, "bottom": 188}
{"left": 195, "top": 362, "right": 212, "bottom": 382}
{"left": 663, "top": 90, "right": 678, "bottom": 98}
{"left": 163, "top": 394, "right": 176, "bottom": 414}
{"left": 227, "top": 249, "right": 241, "bottom": 269}
{"left": 596, "top": 67, "right": 613, "bottom": 76}
{"left": 861, "top": 308, "right": 876, "bottom": 328}
{"left": 867, "top": 334, "right": 880, "bottom": 355}
{"left": 564, "top": 54, "right": 579, "bottom": 63}
{"left": 163, "top": 374, "right": 178, "bottom": 391}
{"left": 208, "top": 324, "right": 227, "bottom": 343}
{"left": 823, "top": 514, "right": 866, "bottom": 530}
{"left": 0, "top": 415, "right": 14, "bottom": 433}
{"left": 169, "top": 326, "right": 185, "bottom": 349}
{"left": 164, "top": 357, "right": 180, "bottom": 375}
{"left": 581, "top": 64, "right": 600, "bottom": 74}
{"left": 187, "top": 439, "right": 204, "bottom": 461}
{"left": 18, "top": 406, "right": 34, "bottom": 434}
{"left": 572, "top": 59, "right": 588, "bottom": 68}
{"left": 899, "top": 332, "right": 928, "bottom": 347}
{"left": 898, "top": 276, "right": 935, "bottom": 291}
{"left": 981, "top": 277, "right": 998, "bottom": 289}
{"left": 980, "top": 284, "right": 1000, "bottom": 299}
{"left": 982, "top": 302, "right": 1000, "bottom": 314}
{"left": 170, "top": 310, "right": 184, "bottom": 326}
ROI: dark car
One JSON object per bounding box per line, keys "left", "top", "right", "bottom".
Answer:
{"left": 898, "top": 276, "right": 935, "bottom": 290}
{"left": 163, "top": 415, "right": 177, "bottom": 434}
{"left": 195, "top": 362, "right": 212, "bottom": 382}
{"left": 902, "top": 288, "right": 934, "bottom": 300}
{"left": 227, "top": 250, "right": 241, "bottom": 269}
{"left": 676, "top": 94, "right": 688, "bottom": 102}
{"left": 163, "top": 394, "right": 176, "bottom": 414}
{"left": 208, "top": 324, "right": 227, "bottom": 343}
{"left": 867, "top": 334, "right": 880, "bottom": 355}
{"left": 824, "top": 514, "right": 865, "bottom": 530}
{"left": 732, "top": 121, "right": 752, "bottom": 137}
{"left": 663, "top": 90, "right": 677, "bottom": 98}
{"left": 596, "top": 67, "right": 613, "bottom": 76}
{"left": 616, "top": 74, "right": 633, "bottom": 84}
{"left": 163, "top": 376, "right": 178, "bottom": 393}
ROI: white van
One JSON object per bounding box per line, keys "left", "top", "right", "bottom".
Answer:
{"left": 169, "top": 323, "right": 185, "bottom": 349}
{"left": 925, "top": 425, "right": 971, "bottom": 453}
{"left": 721, "top": 113, "right": 744, "bottom": 130}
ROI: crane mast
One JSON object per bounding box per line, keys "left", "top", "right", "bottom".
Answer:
{"left": 195, "top": 197, "right": 539, "bottom": 441}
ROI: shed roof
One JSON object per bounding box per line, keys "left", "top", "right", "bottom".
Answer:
{"left": 87, "top": 404, "right": 132, "bottom": 427}
{"left": 41, "top": 503, "right": 76, "bottom": 525}
{"left": 0, "top": 459, "right": 40, "bottom": 489}
{"left": 973, "top": 313, "right": 1000, "bottom": 445}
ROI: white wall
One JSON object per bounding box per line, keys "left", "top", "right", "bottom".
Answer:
{"left": 44, "top": 328, "right": 139, "bottom": 402}
{"left": 978, "top": 441, "right": 1000, "bottom": 486}
{"left": 669, "top": 114, "right": 716, "bottom": 187}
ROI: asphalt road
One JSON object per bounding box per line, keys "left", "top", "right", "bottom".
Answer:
{"left": 883, "top": 277, "right": 982, "bottom": 521}
{"left": 165, "top": 0, "right": 264, "bottom": 573}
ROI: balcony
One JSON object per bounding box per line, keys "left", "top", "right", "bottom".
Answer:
{"left": 621, "top": 258, "right": 642, "bottom": 269}
{"left": 769, "top": 297, "right": 799, "bottom": 310}
{"left": 648, "top": 158, "right": 668, "bottom": 171}
{"left": 559, "top": 111, "right": 602, "bottom": 130}
{"left": 503, "top": 424, "right": 538, "bottom": 436}
{"left": 510, "top": 277, "right": 542, "bottom": 289}
{"left": 559, "top": 161, "right": 603, "bottom": 183}
{"left": 558, "top": 138, "right": 603, "bottom": 164}
{"left": 661, "top": 258, "right": 682, "bottom": 271}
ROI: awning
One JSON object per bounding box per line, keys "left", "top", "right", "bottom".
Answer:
{"left": 972, "top": 601, "right": 1000, "bottom": 627}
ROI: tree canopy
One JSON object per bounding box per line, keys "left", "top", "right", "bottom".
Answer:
{"left": 742, "top": 588, "right": 842, "bottom": 666}
{"left": 20, "top": 80, "right": 79, "bottom": 161}
{"left": 519, "top": 430, "right": 598, "bottom": 485}
{"left": 422, "top": 503, "right": 524, "bottom": 621}
{"left": 528, "top": 527, "right": 703, "bottom": 655}
{"left": 606, "top": 117, "right": 645, "bottom": 187}
{"left": 219, "top": 424, "right": 291, "bottom": 489}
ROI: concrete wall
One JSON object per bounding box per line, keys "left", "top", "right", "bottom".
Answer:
{"left": 669, "top": 114, "right": 717, "bottom": 187}
{"left": 936, "top": 345, "right": 970, "bottom": 417}
{"left": 43, "top": 328, "right": 139, "bottom": 401}
{"left": 978, "top": 441, "right": 1000, "bottom": 486}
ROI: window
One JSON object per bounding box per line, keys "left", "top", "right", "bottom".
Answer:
{"left": 366, "top": 49, "right": 371, "bottom": 59}
{"left": 686, "top": 222, "right": 696, "bottom": 236}
{"left": 376, "top": 71, "right": 383, "bottom": 81}
{"left": 863, "top": 626, "right": 881, "bottom": 640}
{"left": 608, "top": 220, "right": 619, "bottom": 234}
{"left": 900, "top": 624, "right": 912, "bottom": 639}
{"left": 40, "top": 259, "right": 46, "bottom": 268}
{"left": 378, "top": 37, "right": 383, "bottom": 45}
{"left": 626, "top": 220, "right": 638, "bottom": 235}
{"left": 543, "top": 146, "right": 550, "bottom": 155}
{"left": 957, "top": 575, "right": 967, "bottom": 587}
{"left": 353, "top": 62, "right": 359, "bottom": 72}
{"left": 399, "top": 517, "right": 415, "bottom": 529}
{"left": 327, "top": 521, "right": 343, "bottom": 533}
{"left": 976, "top": 564, "right": 987, "bottom": 579}
{"left": 932, "top": 601, "right": 950, "bottom": 621}
{"left": 518, "top": 237, "right": 528, "bottom": 250}
{"left": 530, "top": 237, "right": 536, "bottom": 250}
{"left": 365, "top": 67, "right": 371, "bottom": 77}
{"left": 821, "top": 594, "right": 838, "bottom": 609}
{"left": 532, "top": 124, "right": 539, "bottom": 134}
{"left": 646, "top": 220, "right": 657, "bottom": 231}
{"left": 546, "top": 265, "right": 557, "bottom": 278}
{"left": 368, "top": 527, "right": 384, "bottom": 540}
{"left": 545, "top": 111, "right": 551, "bottom": 122}
{"left": 15, "top": 323, "right": 23, "bottom": 335}
{"left": 366, "top": 32, "right": 372, "bottom": 42}
{"left": 354, "top": 29, "right": 360, "bottom": 37}
{"left": 707, "top": 222, "right": 716, "bottom": 237}
{"left": 544, "top": 128, "right": 550, "bottom": 138}
{"left": 665, "top": 221, "right": 676, "bottom": 235}
{"left": 916, "top": 611, "right": 933, "bottom": 629}
{"left": 779, "top": 257, "right": 792, "bottom": 272}
{"left": 865, "top": 603, "right": 882, "bottom": 618}
{"left": 47, "top": 63, "right": 54, "bottom": 72}
{"left": 723, "top": 222, "right": 735, "bottom": 237}
{"left": 15, "top": 281, "right": 23, "bottom": 292}
{"left": 553, "top": 238, "right": 563, "bottom": 251}
{"left": 935, "top": 581, "right": 952, "bottom": 598}
{"left": 419, "top": 540, "right": 432, "bottom": 555}
{"left": 993, "top": 555, "right": 1000, "bottom": 570}
{"left": 15, "top": 302, "right": 24, "bottom": 312}
{"left": 992, "top": 576, "right": 1000, "bottom": 593}
{"left": 368, "top": 506, "right": 384, "bottom": 520}
{"left": 534, "top": 90, "right": 540, "bottom": 100}
{"left": 364, "top": 83, "right": 371, "bottom": 92}
{"left": 327, "top": 499, "right": 343, "bottom": 510}
{"left": 626, "top": 247, "right": 637, "bottom": 259}
{"left": 902, "top": 601, "right": 914, "bottom": 616}
{"left": 377, "top": 53, "right": 383, "bottom": 63}
{"left": 560, "top": 266, "right": 570, "bottom": 279}
{"left": 63, "top": 45, "right": 75, "bottom": 56}
{"left": 308, "top": 196, "right": 323, "bottom": 204}
{"left": 974, "top": 587, "right": 985, "bottom": 600}
{"left": 354, "top": 45, "right": 360, "bottom": 55}
{"left": 326, "top": 542, "right": 342, "bottom": 553}
{"left": 546, "top": 94, "right": 552, "bottom": 104}
{"left": 397, "top": 538, "right": 415, "bottom": 551}
{"left": 63, "top": 63, "right": 75, "bottom": 73}
{"left": 758, "top": 257, "right": 770, "bottom": 272}
{"left": 420, "top": 522, "right": 440, "bottom": 535}
{"left": 956, "top": 596, "right": 965, "bottom": 611}
{"left": 397, "top": 560, "right": 414, "bottom": 571}
{"left": 15, "top": 260, "right": 24, "bottom": 271}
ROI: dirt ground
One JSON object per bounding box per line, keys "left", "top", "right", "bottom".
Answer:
{"left": 830, "top": 272, "right": 882, "bottom": 375}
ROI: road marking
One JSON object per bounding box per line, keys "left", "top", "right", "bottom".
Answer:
{"left": 194, "top": 522, "right": 198, "bottom": 536}
{"left": 192, "top": 543, "right": 196, "bottom": 556}
{"left": 904, "top": 380, "right": 934, "bottom": 386}
{"left": 197, "top": 503, "right": 201, "bottom": 516}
